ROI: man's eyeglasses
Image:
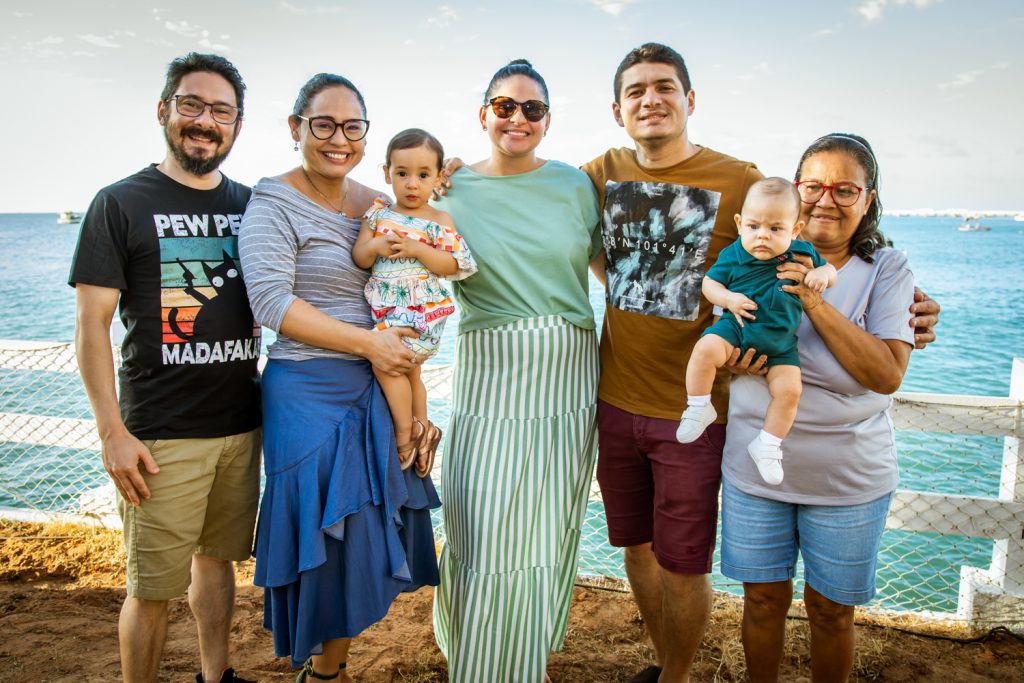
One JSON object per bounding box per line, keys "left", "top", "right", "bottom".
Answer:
{"left": 795, "top": 181, "right": 865, "bottom": 207}
{"left": 166, "top": 95, "right": 241, "bottom": 124}
{"left": 297, "top": 115, "right": 370, "bottom": 141}
{"left": 486, "top": 97, "right": 550, "bottom": 122}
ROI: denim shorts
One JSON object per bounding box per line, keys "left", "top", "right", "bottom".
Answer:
{"left": 719, "top": 479, "right": 892, "bottom": 606}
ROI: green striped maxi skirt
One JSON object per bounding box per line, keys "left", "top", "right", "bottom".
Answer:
{"left": 433, "top": 315, "right": 599, "bottom": 682}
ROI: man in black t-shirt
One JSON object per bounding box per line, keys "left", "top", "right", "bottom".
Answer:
{"left": 69, "top": 53, "right": 259, "bottom": 683}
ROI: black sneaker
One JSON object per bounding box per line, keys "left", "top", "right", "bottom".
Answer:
{"left": 195, "top": 668, "right": 256, "bottom": 683}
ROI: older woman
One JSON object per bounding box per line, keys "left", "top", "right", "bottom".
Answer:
{"left": 720, "top": 133, "right": 914, "bottom": 682}
{"left": 430, "top": 59, "right": 602, "bottom": 682}
{"left": 238, "top": 74, "right": 439, "bottom": 682}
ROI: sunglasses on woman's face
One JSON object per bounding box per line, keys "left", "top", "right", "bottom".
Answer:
{"left": 486, "top": 97, "right": 550, "bottom": 122}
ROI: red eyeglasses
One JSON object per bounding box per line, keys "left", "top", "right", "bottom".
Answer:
{"left": 795, "top": 181, "right": 864, "bottom": 207}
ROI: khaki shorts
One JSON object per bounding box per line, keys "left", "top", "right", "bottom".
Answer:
{"left": 119, "top": 428, "right": 261, "bottom": 600}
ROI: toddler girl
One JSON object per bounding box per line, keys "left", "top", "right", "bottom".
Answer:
{"left": 353, "top": 128, "right": 476, "bottom": 477}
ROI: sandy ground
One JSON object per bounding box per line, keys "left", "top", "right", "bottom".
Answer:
{"left": 1, "top": 521, "right": 1022, "bottom": 682}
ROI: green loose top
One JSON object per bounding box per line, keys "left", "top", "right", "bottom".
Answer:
{"left": 434, "top": 160, "right": 602, "bottom": 334}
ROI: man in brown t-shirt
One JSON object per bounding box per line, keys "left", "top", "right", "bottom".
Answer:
{"left": 581, "top": 42, "right": 761, "bottom": 683}
{"left": 582, "top": 43, "right": 940, "bottom": 683}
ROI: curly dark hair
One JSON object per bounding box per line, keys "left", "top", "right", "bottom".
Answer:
{"left": 795, "top": 133, "right": 886, "bottom": 263}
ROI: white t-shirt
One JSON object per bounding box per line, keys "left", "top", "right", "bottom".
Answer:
{"left": 721, "top": 247, "right": 916, "bottom": 505}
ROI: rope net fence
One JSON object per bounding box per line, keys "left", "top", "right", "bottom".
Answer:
{"left": 2, "top": 342, "right": 1022, "bottom": 628}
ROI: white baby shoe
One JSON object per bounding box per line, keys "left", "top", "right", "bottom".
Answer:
{"left": 747, "top": 436, "right": 784, "bottom": 485}
{"left": 675, "top": 403, "right": 717, "bottom": 444}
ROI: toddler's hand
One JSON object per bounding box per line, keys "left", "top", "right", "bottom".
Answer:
{"left": 386, "top": 233, "right": 424, "bottom": 259}
{"left": 726, "top": 293, "right": 757, "bottom": 327}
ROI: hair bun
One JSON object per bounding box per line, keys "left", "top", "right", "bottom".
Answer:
{"left": 509, "top": 58, "right": 533, "bottom": 68}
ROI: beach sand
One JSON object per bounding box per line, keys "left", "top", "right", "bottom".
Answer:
{"left": 1, "top": 520, "right": 1022, "bottom": 682}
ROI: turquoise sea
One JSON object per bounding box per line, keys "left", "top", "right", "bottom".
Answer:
{"left": 1, "top": 212, "right": 1022, "bottom": 613}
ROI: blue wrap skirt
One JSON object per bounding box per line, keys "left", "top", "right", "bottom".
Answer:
{"left": 253, "top": 357, "right": 440, "bottom": 666}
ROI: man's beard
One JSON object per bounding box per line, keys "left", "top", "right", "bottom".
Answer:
{"left": 164, "top": 122, "right": 233, "bottom": 176}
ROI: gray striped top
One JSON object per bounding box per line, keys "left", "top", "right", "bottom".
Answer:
{"left": 238, "top": 177, "right": 372, "bottom": 361}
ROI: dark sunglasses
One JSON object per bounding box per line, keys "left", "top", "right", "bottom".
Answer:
{"left": 486, "top": 97, "right": 550, "bottom": 122}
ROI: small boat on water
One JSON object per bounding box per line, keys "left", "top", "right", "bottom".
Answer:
{"left": 1014, "top": 213, "right": 1024, "bottom": 222}
{"left": 957, "top": 215, "right": 990, "bottom": 232}
{"left": 57, "top": 211, "right": 82, "bottom": 224}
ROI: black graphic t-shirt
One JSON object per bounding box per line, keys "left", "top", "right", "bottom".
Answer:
{"left": 69, "top": 165, "right": 261, "bottom": 439}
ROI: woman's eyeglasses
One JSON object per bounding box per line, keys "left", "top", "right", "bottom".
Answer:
{"left": 795, "top": 181, "right": 865, "bottom": 207}
{"left": 297, "top": 115, "right": 370, "bottom": 141}
{"left": 486, "top": 97, "right": 550, "bottom": 122}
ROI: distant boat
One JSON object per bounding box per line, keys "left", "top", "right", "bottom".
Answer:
{"left": 57, "top": 211, "right": 81, "bottom": 224}
{"left": 957, "top": 215, "right": 990, "bottom": 232}
{"left": 1014, "top": 213, "right": 1024, "bottom": 222}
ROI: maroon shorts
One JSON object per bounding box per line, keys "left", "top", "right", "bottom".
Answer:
{"left": 596, "top": 399, "right": 725, "bottom": 574}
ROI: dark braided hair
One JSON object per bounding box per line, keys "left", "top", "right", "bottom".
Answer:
{"left": 795, "top": 133, "right": 885, "bottom": 263}
{"left": 483, "top": 59, "right": 549, "bottom": 104}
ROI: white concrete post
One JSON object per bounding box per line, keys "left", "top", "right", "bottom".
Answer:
{"left": 991, "top": 358, "right": 1024, "bottom": 592}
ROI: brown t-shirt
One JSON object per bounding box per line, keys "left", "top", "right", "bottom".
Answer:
{"left": 582, "top": 146, "right": 761, "bottom": 421}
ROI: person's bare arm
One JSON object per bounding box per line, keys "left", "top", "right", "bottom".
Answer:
{"left": 277, "top": 299, "right": 422, "bottom": 376}
{"left": 803, "top": 301, "right": 911, "bottom": 393}
{"left": 703, "top": 276, "right": 757, "bottom": 327}
{"left": 386, "top": 234, "right": 459, "bottom": 276}
{"left": 75, "top": 284, "right": 159, "bottom": 506}
{"left": 589, "top": 250, "right": 607, "bottom": 287}
{"left": 352, "top": 218, "right": 388, "bottom": 270}
{"left": 778, "top": 262, "right": 911, "bottom": 393}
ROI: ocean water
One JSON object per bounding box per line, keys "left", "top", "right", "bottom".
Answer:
{"left": 1, "top": 212, "right": 1022, "bottom": 612}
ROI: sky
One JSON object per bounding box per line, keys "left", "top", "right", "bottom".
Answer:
{"left": 1, "top": 0, "right": 1021, "bottom": 212}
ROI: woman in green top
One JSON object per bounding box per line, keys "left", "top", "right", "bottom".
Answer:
{"left": 431, "top": 59, "right": 603, "bottom": 682}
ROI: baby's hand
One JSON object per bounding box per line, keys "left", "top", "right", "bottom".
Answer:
{"left": 386, "top": 233, "right": 425, "bottom": 259}
{"left": 726, "top": 292, "right": 757, "bottom": 327}
{"left": 803, "top": 264, "right": 836, "bottom": 294}
{"left": 804, "top": 269, "right": 829, "bottom": 293}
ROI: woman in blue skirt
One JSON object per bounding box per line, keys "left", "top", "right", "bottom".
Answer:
{"left": 238, "top": 73, "right": 440, "bottom": 682}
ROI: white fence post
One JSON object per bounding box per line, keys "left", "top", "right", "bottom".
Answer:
{"left": 992, "top": 358, "right": 1024, "bottom": 591}
{"left": 957, "top": 357, "right": 1024, "bottom": 631}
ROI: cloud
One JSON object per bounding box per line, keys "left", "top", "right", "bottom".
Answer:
{"left": 427, "top": 5, "right": 459, "bottom": 28}
{"left": 79, "top": 34, "right": 121, "bottom": 48}
{"left": 856, "top": 0, "right": 941, "bottom": 23}
{"left": 39, "top": 36, "right": 64, "bottom": 45}
{"left": 813, "top": 25, "right": 842, "bottom": 37}
{"left": 738, "top": 61, "right": 771, "bottom": 81}
{"left": 585, "top": 0, "right": 639, "bottom": 16}
{"left": 11, "top": 11, "right": 32, "bottom": 17}
{"left": 164, "top": 19, "right": 201, "bottom": 37}
{"left": 915, "top": 134, "right": 968, "bottom": 157}
{"left": 163, "top": 19, "right": 231, "bottom": 51}
{"left": 938, "top": 62, "right": 1010, "bottom": 89}
{"left": 279, "top": 1, "right": 342, "bottom": 14}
